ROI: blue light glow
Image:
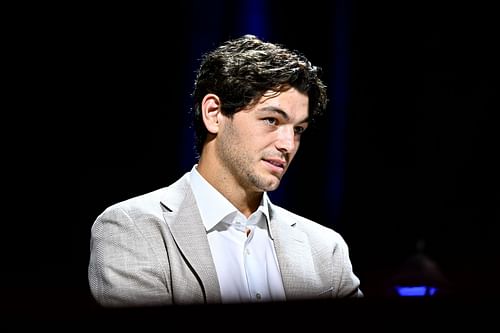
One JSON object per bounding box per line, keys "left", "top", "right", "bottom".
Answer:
{"left": 395, "top": 286, "right": 438, "bottom": 297}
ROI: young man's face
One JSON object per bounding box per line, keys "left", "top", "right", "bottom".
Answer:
{"left": 216, "top": 87, "right": 309, "bottom": 193}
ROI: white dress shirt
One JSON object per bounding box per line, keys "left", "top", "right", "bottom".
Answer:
{"left": 190, "top": 165, "right": 286, "bottom": 303}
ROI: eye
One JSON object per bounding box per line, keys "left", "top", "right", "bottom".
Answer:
{"left": 264, "top": 118, "right": 278, "bottom": 126}
{"left": 294, "top": 126, "right": 306, "bottom": 135}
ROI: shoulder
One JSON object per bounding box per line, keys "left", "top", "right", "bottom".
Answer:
{"left": 97, "top": 172, "right": 191, "bottom": 222}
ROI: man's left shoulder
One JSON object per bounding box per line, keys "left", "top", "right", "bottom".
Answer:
{"left": 270, "top": 205, "right": 341, "bottom": 237}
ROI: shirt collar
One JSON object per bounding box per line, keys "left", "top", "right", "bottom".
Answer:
{"left": 189, "top": 164, "right": 271, "bottom": 231}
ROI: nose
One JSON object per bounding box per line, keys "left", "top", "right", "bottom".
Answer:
{"left": 275, "top": 126, "right": 297, "bottom": 153}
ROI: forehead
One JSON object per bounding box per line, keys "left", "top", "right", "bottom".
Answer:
{"left": 254, "top": 88, "right": 309, "bottom": 117}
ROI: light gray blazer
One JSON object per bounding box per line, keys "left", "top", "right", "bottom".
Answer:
{"left": 88, "top": 172, "right": 363, "bottom": 307}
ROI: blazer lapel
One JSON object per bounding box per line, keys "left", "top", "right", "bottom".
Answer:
{"left": 269, "top": 207, "right": 323, "bottom": 300}
{"left": 161, "top": 176, "right": 221, "bottom": 303}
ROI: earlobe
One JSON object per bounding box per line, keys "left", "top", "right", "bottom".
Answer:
{"left": 201, "top": 94, "right": 221, "bottom": 134}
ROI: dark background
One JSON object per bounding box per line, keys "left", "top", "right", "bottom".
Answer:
{"left": 12, "top": 0, "right": 498, "bottom": 323}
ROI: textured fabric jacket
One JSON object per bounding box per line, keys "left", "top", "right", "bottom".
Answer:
{"left": 88, "top": 172, "right": 363, "bottom": 307}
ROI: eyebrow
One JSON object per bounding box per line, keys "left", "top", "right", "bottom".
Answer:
{"left": 258, "top": 106, "right": 309, "bottom": 124}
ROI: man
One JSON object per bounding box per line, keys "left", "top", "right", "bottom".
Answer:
{"left": 88, "top": 34, "right": 362, "bottom": 307}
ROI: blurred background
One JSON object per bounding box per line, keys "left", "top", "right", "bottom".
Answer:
{"left": 19, "top": 0, "right": 499, "bottom": 321}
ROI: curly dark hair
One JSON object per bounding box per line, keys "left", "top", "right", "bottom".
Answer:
{"left": 192, "top": 34, "right": 328, "bottom": 156}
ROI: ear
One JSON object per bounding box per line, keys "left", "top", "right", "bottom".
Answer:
{"left": 201, "top": 94, "right": 222, "bottom": 134}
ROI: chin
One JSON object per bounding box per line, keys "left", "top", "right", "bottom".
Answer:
{"left": 263, "top": 179, "right": 281, "bottom": 192}
{"left": 253, "top": 171, "right": 282, "bottom": 191}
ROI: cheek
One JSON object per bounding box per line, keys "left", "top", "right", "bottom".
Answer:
{"left": 291, "top": 139, "right": 301, "bottom": 153}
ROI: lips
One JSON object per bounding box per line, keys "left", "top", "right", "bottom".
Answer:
{"left": 263, "top": 158, "right": 286, "bottom": 171}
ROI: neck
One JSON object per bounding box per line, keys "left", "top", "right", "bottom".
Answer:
{"left": 197, "top": 154, "right": 262, "bottom": 218}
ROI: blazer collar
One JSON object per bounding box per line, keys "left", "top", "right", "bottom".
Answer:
{"left": 160, "top": 174, "right": 221, "bottom": 304}
{"left": 269, "top": 204, "right": 324, "bottom": 300}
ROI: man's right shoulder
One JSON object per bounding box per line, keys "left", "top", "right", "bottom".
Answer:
{"left": 99, "top": 172, "right": 191, "bottom": 220}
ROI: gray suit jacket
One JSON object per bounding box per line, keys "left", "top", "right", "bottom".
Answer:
{"left": 88, "top": 172, "right": 363, "bottom": 307}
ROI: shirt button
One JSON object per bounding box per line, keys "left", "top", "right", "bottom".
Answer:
{"left": 256, "top": 293, "right": 261, "bottom": 300}
{"left": 245, "top": 249, "right": 250, "bottom": 255}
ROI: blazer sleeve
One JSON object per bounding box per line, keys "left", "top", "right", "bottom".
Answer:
{"left": 88, "top": 206, "right": 172, "bottom": 307}
{"left": 333, "top": 236, "right": 363, "bottom": 298}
